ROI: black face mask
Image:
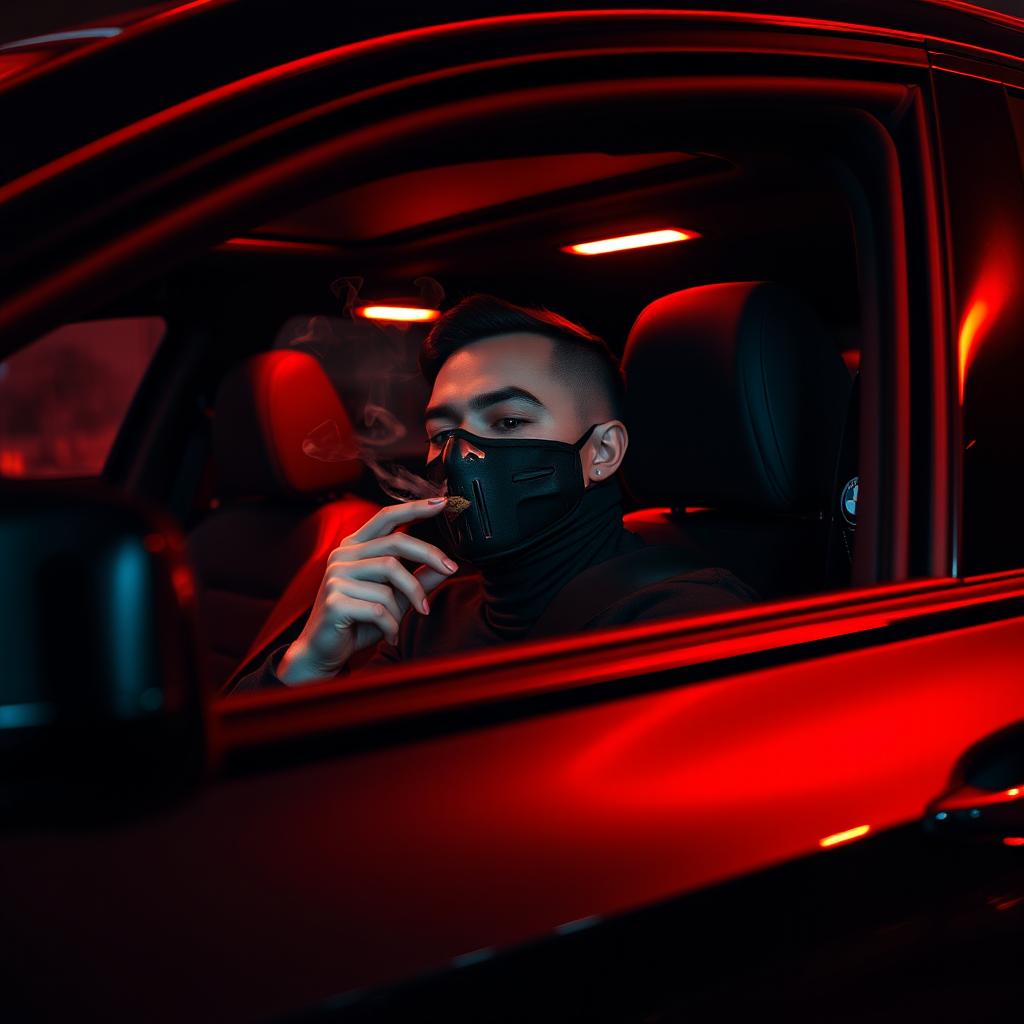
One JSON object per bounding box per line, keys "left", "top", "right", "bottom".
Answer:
{"left": 426, "top": 425, "right": 598, "bottom": 563}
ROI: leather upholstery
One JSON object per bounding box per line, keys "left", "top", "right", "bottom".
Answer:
{"left": 622, "top": 282, "right": 852, "bottom": 599}
{"left": 189, "top": 352, "right": 376, "bottom": 689}
{"left": 213, "top": 349, "right": 361, "bottom": 499}
{"left": 622, "top": 282, "right": 850, "bottom": 512}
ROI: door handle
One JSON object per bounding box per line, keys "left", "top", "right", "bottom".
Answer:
{"left": 925, "top": 720, "right": 1024, "bottom": 846}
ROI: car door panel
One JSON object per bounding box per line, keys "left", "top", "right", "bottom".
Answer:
{"left": 4, "top": 578, "right": 1024, "bottom": 1021}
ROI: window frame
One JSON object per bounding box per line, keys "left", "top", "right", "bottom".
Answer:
{"left": 0, "top": 15, "right": 958, "bottom": 753}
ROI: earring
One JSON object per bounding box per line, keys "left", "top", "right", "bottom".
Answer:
{"left": 595, "top": 468, "right": 602, "bottom": 477}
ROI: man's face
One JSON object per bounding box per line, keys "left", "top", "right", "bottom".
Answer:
{"left": 423, "top": 332, "right": 590, "bottom": 463}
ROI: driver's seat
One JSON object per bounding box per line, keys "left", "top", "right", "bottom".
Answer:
{"left": 621, "top": 282, "right": 852, "bottom": 600}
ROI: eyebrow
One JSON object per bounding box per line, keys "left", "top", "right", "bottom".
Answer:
{"left": 424, "top": 386, "right": 546, "bottom": 423}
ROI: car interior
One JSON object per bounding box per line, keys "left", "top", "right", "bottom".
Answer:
{"left": 3, "top": 100, "right": 883, "bottom": 694}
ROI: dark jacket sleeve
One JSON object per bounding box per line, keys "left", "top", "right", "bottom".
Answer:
{"left": 230, "top": 637, "right": 402, "bottom": 694}
{"left": 587, "top": 567, "right": 757, "bottom": 629}
{"left": 228, "top": 575, "right": 479, "bottom": 694}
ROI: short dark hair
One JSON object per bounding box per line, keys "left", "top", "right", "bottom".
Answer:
{"left": 419, "top": 294, "right": 625, "bottom": 421}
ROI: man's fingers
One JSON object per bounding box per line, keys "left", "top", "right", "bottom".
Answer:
{"left": 331, "top": 579, "right": 403, "bottom": 626}
{"left": 341, "top": 532, "right": 457, "bottom": 577}
{"left": 345, "top": 497, "right": 448, "bottom": 544}
{"left": 416, "top": 566, "right": 450, "bottom": 598}
{"left": 323, "top": 593, "right": 400, "bottom": 641}
{"left": 346, "top": 556, "right": 430, "bottom": 613}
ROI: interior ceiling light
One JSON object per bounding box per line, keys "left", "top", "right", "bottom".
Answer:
{"left": 354, "top": 304, "right": 441, "bottom": 323}
{"left": 563, "top": 228, "right": 700, "bottom": 256}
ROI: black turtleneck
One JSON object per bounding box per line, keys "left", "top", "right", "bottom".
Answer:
{"left": 233, "top": 479, "right": 755, "bottom": 692}
{"left": 478, "top": 477, "right": 642, "bottom": 640}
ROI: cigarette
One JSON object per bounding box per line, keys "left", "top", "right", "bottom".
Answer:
{"left": 444, "top": 495, "right": 471, "bottom": 519}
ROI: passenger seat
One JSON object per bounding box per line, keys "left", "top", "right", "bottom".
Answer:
{"left": 187, "top": 351, "right": 378, "bottom": 689}
{"left": 621, "top": 282, "right": 852, "bottom": 600}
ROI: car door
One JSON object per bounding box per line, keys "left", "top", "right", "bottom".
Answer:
{"left": 3, "top": 8, "right": 1024, "bottom": 1023}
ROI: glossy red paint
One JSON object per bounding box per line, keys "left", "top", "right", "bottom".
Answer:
{"left": 925, "top": 0, "right": 1024, "bottom": 33}
{"left": 0, "top": 51, "right": 51, "bottom": 85}
{"left": 220, "top": 572, "right": 1024, "bottom": 749}
{"left": 7, "top": 594, "right": 1024, "bottom": 1019}
{"left": 144, "top": 0, "right": 218, "bottom": 24}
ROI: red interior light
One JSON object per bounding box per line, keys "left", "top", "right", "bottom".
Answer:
{"left": 354, "top": 305, "right": 440, "bottom": 323}
{"left": 563, "top": 228, "right": 699, "bottom": 256}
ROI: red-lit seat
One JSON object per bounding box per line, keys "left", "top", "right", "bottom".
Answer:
{"left": 621, "top": 282, "right": 852, "bottom": 600}
{"left": 187, "top": 351, "right": 378, "bottom": 690}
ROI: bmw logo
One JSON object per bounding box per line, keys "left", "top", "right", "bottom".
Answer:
{"left": 840, "top": 476, "right": 859, "bottom": 528}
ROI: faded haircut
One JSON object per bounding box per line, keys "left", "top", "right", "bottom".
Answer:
{"left": 419, "top": 294, "right": 625, "bottom": 421}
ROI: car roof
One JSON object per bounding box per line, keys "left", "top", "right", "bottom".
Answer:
{"left": 1, "top": 0, "right": 1021, "bottom": 185}
{"left": 4, "top": 0, "right": 1024, "bottom": 95}
{"left": 1, "top": 1, "right": 1022, "bottom": 202}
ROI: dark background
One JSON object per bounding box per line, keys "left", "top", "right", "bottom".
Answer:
{"left": 1, "top": 1, "right": 168, "bottom": 46}
{"left": 4, "top": 1, "right": 1024, "bottom": 49}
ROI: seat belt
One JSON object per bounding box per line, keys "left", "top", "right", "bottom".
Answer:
{"left": 527, "top": 545, "right": 703, "bottom": 640}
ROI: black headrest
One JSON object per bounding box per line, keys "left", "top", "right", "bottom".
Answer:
{"left": 213, "top": 351, "right": 361, "bottom": 500}
{"left": 622, "top": 282, "right": 850, "bottom": 513}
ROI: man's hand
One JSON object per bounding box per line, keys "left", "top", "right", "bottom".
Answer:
{"left": 278, "top": 497, "right": 457, "bottom": 685}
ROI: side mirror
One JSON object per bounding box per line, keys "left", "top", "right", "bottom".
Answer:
{"left": 924, "top": 721, "right": 1024, "bottom": 847}
{"left": 0, "top": 481, "right": 211, "bottom": 823}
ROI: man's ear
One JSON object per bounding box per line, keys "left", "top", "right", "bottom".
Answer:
{"left": 585, "top": 420, "right": 629, "bottom": 485}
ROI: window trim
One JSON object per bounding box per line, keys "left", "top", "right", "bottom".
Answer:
{"left": 0, "top": 39, "right": 938, "bottom": 755}
{"left": 218, "top": 570, "right": 1024, "bottom": 765}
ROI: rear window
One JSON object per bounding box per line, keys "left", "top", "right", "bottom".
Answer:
{"left": 0, "top": 317, "right": 165, "bottom": 479}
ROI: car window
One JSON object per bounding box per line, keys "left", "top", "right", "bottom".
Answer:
{"left": 207, "top": 107, "right": 892, "bottom": 699}
{"left": 31, "top": 67, "right": 913, "bottom": 698}
{"left": 0, "top": 317, "right": 165, "bottom": 479}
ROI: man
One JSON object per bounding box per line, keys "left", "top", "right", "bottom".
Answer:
{"left": 235, "top": 295, "right": 755, "bottom": 691}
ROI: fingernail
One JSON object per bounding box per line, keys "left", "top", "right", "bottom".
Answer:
{"left": 421, "top": 598, "right": 430, "bottom": 614}
{"left": 442, "top": 559, "right": 458, "bottom": 573}
{"left": 428, "top": 497, "right": 446, "bottom": 505}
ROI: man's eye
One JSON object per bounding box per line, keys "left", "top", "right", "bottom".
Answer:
{"left": 428, "top": 429, "right": 455, "bottom": 445}
{"left": 494, "top": 417, "right": 527, "bottom": 432}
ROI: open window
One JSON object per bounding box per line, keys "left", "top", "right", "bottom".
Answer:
{"left": 149, "top": 80, "right": 918, "bottom": 693}
{"left": 0, "top": 25, "right": 933, "bottom": 702}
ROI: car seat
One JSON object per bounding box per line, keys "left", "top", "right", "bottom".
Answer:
{"left": 621, "top": 281, "right": 852, "bottom": 600}
{"left": 187, "top": 350, "right": 378, "bottom": 689}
